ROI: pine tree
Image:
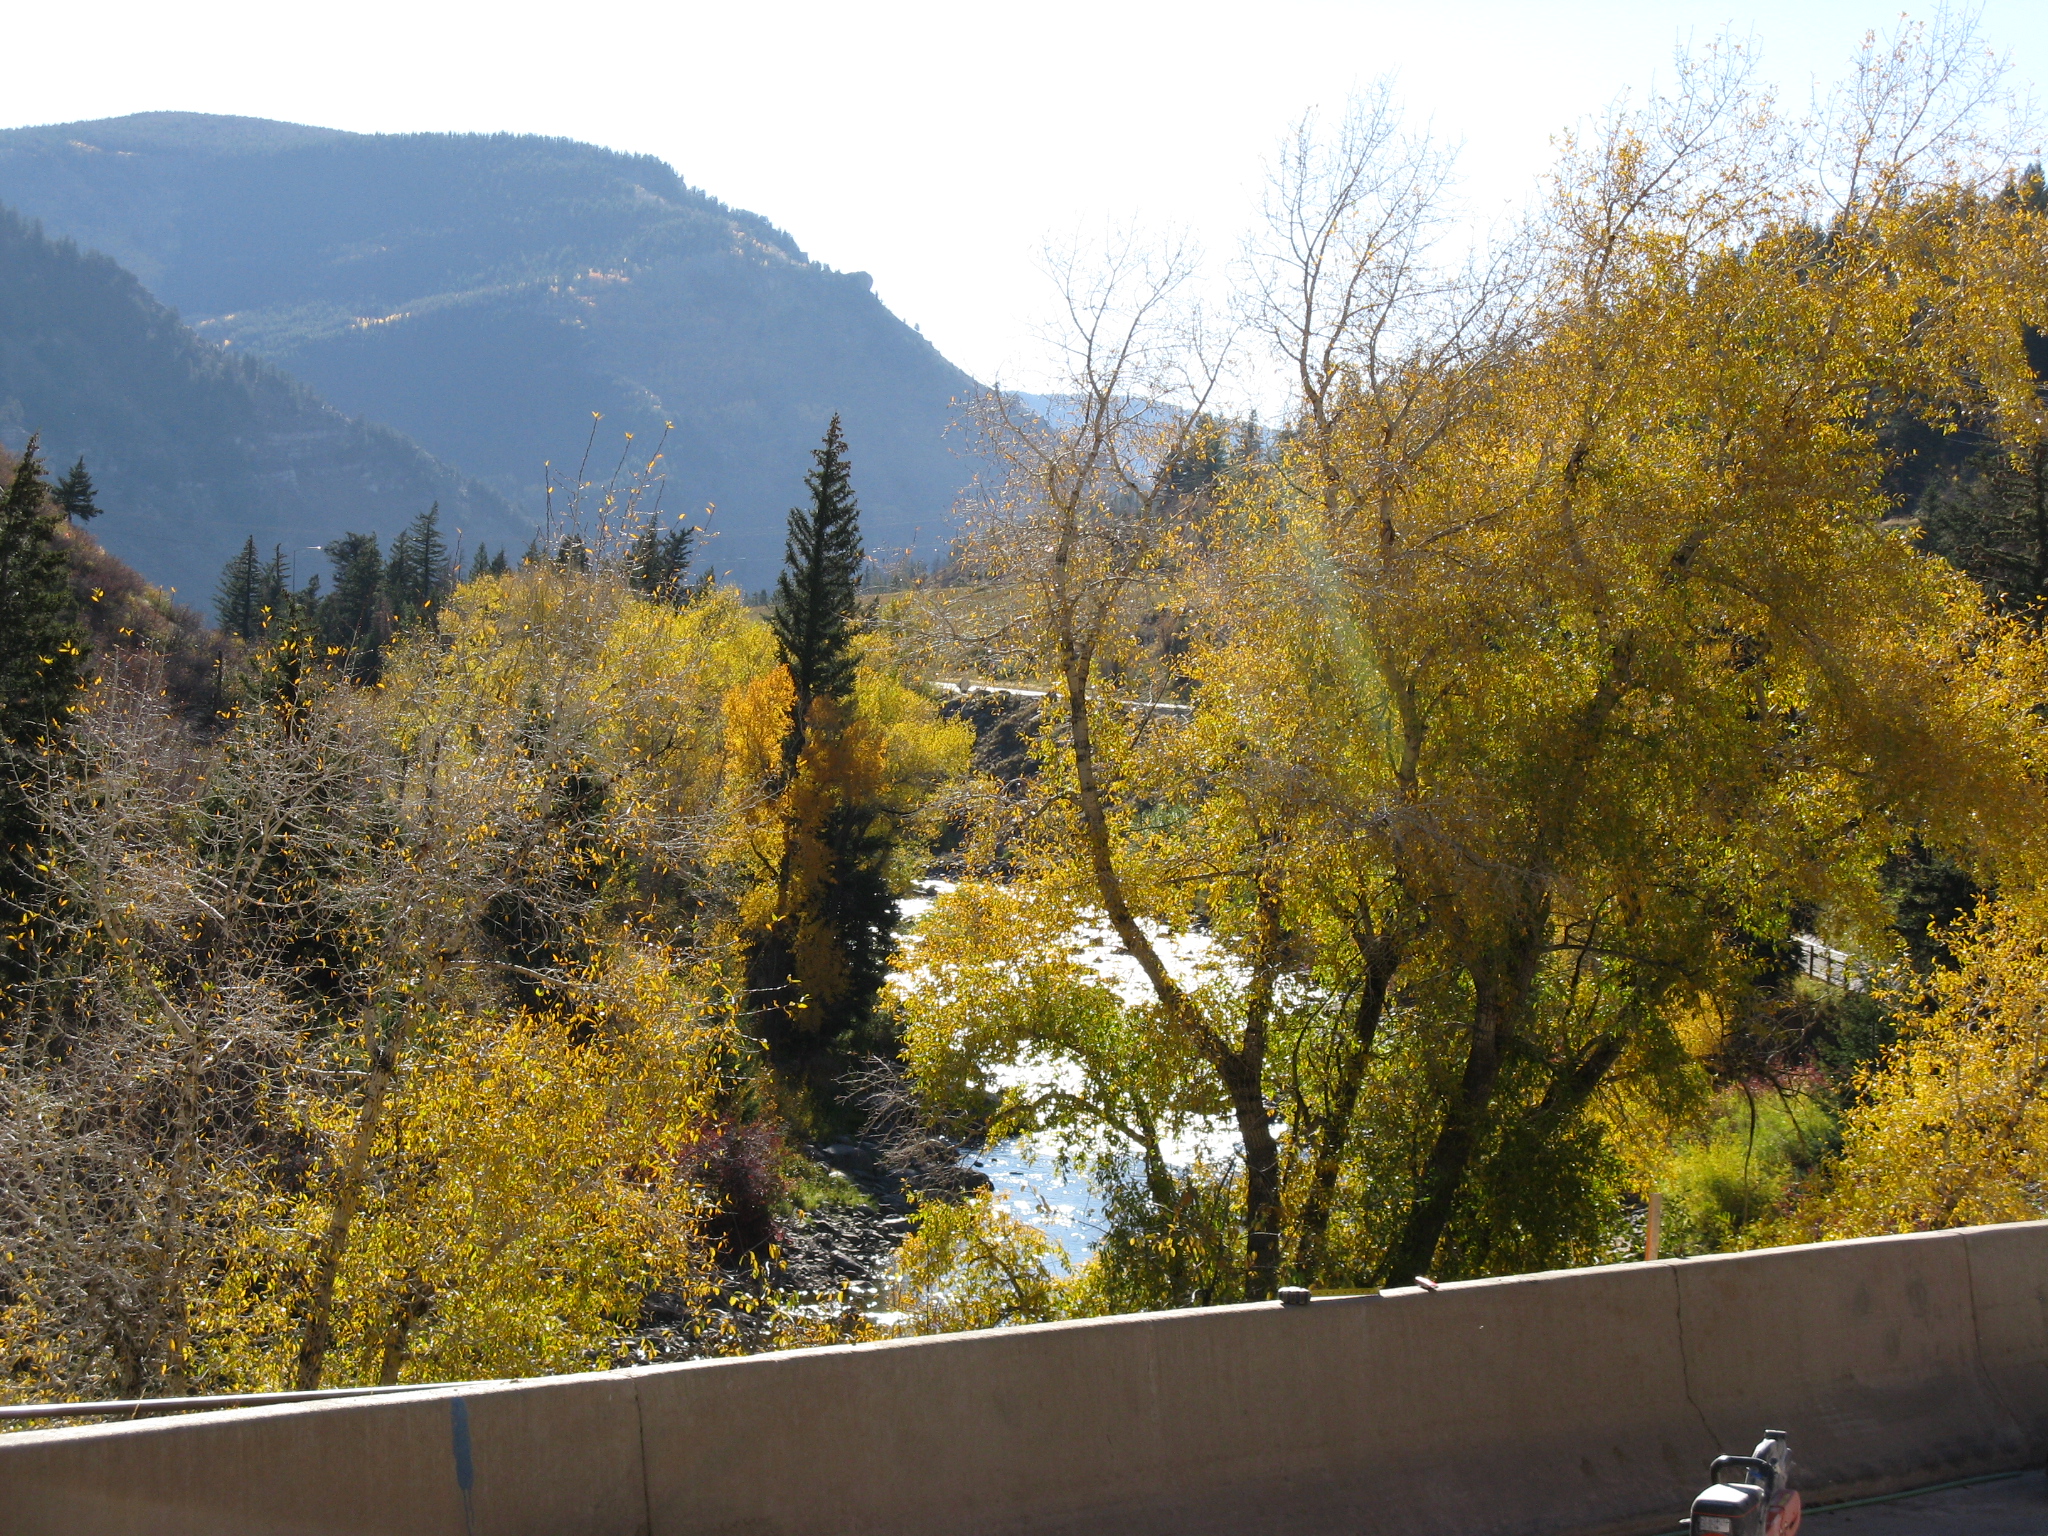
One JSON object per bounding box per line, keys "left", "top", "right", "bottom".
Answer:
{"left": 747, "top": 418, "right": 898, "bottom": 1070}
{"left": 257, "top": 546, "right": 289, "bottom": 631}
{"left": 0, "top": 440, "right": 83, "bottom": 749}
{"left": 216, "top": 537, "right": 262, "bottom": 639}
{"left": 52, "top": 457, "right": 101, "bottom": 522}
{"left": 630, "top": 515, "right": 695, "bottom": 604}
{"left": 0, "top": 440, "right": 86, "bottom": 973}
{"left": 319, "top": 532, "right": 388, "bottom": 685}
{"left": 1235, "top": 411, "right": 1263, "bottom": 469}
{"left": 768, "top": 416, "right": 864, "bottom": 773}
{"left": 1158, "top": 413, "right": 1229, "bottom": 500}
{"left": 386, "top": 503, "right": 450, "bottom": 624}
{"left": 468, "top": 543, "right": 493, "bottom": 581}
{"left": 1920, "top": 436, "right": 2048, "bottom": 621}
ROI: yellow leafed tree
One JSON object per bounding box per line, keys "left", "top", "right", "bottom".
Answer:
{"left": 1799, "top": 897, "right": 2048, "bottom": 1238}
{"left": 202, "top": 960, "right": 727, "bottom": 1388}
{"left": 904, "top": 25, "right": 2048, "bottom": 1307}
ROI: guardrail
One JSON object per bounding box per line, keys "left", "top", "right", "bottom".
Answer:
{"left": 5, "top": 1222, "right": 2045, "bottom": 1536}
{"left": 932, "top": 679, "right": 1194, "bottom": 716}
{"left": 1791, "top": 932, "right": 1868, "bottom": 991}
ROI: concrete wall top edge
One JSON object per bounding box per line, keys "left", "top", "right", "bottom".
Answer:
{"left": 10, "top": 1218, "right": 2044, "bottom": 1449}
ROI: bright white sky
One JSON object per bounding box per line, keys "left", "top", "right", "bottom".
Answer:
{"left": 7, "top": 2, "right": 2048, "bottom": 394}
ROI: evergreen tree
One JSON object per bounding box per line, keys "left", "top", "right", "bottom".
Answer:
{"left": 0, "top": 440, "right": 86, "bottom": 978}
{"left": 768, "top": 415, "right": 864, "bottom": 772}
{"left": 257, "top": 546, "right": 290, "bottom": 629}
{"left": 1158, "top": 413, "right": 1230, "bottom": 500}
{"left": 630, "top": 515, "right": 695, "bottom": 604}
{"left": 488, "top": 549, "right": 510, "bottom": 576}
{"left": 468, "top": 543, "right": 493, "bottom": 581}
{"left": 415, "top": 503, "right": 450, "bottom": 605}
{"left": 0, "top": 440, "right": 83, "bottom": 749}
{"left": 216, "top": 536, "right": 262, "bottom": 639}
{"left": 748, "top": 418, "right": 898, "bottom": 1073}
{"left": 52, "top": 457, "right": 101, "bottom": 522}
{"left": 1920, "top": 436, "right": 2048, "bottom": 621}
{"left": 385, "top": 503, "right": 450, "bottom": 624}
{"left": 319, "top": 532, "right": 388, "bottom": 685}
{"left": 1235, "top": 412, "right": 1263, "bottom": 469}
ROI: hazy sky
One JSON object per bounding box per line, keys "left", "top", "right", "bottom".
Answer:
{"left": 9, "top": 2, "right": 2048, "bottom": 392}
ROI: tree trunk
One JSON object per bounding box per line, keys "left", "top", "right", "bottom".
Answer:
{"left": 374, "top": 1271, "right": 434, "bottom": 1385}
{"left": 294, "top": 1011, "right": 407, "bottom": 1391}
{"left": 1378, "top": 981, "right": 1509, "bottom": 1286}
{"left": 1291, "top": 952, "right": 1396, "bottom": 1282}
{"left": 1218, "top": 1049, "right": 1283, "bottom": 1299}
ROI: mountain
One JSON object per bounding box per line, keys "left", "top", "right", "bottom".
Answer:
{"left": 0, "top": 203, "right": 525, "bottom": 601}
{"left": 0, "top": 113, "right": 986, "bottom": 584}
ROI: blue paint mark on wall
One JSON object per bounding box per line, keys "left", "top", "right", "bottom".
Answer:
{"left": 451, "top": 1397, "right": 476, "bottom": 1535}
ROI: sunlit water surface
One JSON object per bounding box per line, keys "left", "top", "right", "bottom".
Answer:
{"left": 896, "top": 882, "right": 1248, "bottom": 1269}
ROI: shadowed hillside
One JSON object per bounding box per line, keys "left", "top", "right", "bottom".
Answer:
{"left": 0, "top": 203, "right": 525, "bottom": 599}
{"left": 0, "top": 113, "right": 986, "bottom": 584}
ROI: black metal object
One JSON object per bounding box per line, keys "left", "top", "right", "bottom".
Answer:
{"left": 1682, "top": 1431, "right": 1800, "bottom": 1536}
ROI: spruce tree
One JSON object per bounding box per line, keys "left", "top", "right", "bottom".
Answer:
{"left": 385, "top": 503, "right": 450, "bottom": 624}
{"left": 749, "top": 418, "right": 897, "bottom": 1071}
{"left": 52, "top": 457, "right": 101, "bottom": 522}
{"left": 0, "top": 441, "right": 86, "bottom": 974}
{"left": 1920, "top": 437, "right": 2048, "bottom": 621}
{"left": 630, "top": 515, "right": 694, "bottom": 604}
{"left": 768, "top": 415, "right": 864, "bottom": 770}
{"left": 216, "top": 537, "right": 262, "bottom": 639}
{"left": 257, "top": 546, "right": 289, "bottom": 629}
{"left": 0, "top": 441, "right": 83, "bottom": 750}
{"left": 319, "top": 532, "right": 388, "bottom": 684}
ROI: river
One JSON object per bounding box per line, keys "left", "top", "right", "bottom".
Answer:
{"left": 897, "top": 881, "right": 1246, "bottom": 1273}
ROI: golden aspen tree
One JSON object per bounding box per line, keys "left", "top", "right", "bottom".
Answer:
{"left": 1798, "top": 894, "right": 2048, "bottom": 1237}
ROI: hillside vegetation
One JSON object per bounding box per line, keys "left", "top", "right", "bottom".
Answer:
{"left": 0, "top": 203, "right": 523, "bottom": 599}
{"left": 0, "top": 426, "right": 968, "bottom": 1401}
{"left": 0, "top": 113, "right": 984, "bottom": 585}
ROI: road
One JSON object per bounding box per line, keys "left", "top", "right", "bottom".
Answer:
{"left": 1799, "top": 1470, "right": 2047, "bottom": 1534}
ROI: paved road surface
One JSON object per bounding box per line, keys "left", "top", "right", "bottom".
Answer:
{"left": 1800, "top": 1469, "right": 2047, "bottom": 1533}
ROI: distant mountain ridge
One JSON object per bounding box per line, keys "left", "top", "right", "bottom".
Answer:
{"left": 0, "top": 113, "right": 986, "bottom": 583}
{"left": 0, "top": 203, "right": 526, "bottom": 600}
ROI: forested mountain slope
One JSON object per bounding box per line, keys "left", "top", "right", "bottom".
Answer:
{"left": 0, "top": 114, "right": 986, "bottom": 582}
{"left": 0, "top": 204, "right": 523, "bottom": 599}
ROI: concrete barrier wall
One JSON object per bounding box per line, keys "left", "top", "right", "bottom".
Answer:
{"left": 5, "top": 1222, "right": 2045, "bottom": 1536}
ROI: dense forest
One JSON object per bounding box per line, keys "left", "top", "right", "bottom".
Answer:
{"left": 8, "top": 24, "right": 2048, "bottom": 1407}
{"left": 0, "top": 113, "right": 984, "bottom": 586}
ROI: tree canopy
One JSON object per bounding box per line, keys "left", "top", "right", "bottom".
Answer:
{"left": 894, "top": 30, "right": 2048, "bottom": 1303}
